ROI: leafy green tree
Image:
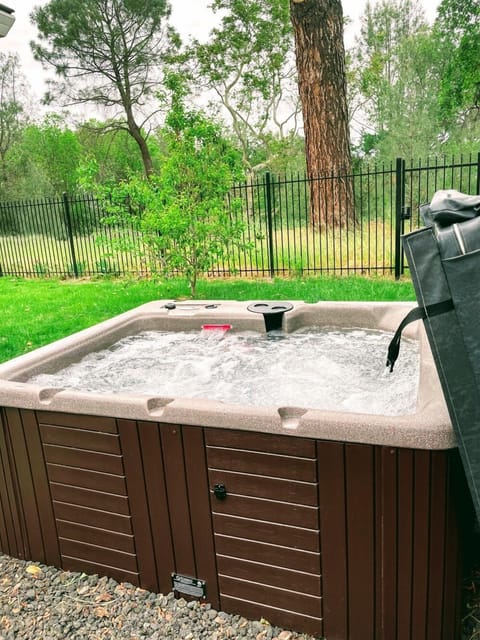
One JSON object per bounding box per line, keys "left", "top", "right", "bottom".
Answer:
{"left": 30, "top": 0, "right": 178, "bottom": 177}
{"left": 17, "top": 114, "right": 82, "bottom": 195}
{"left": 0, "top": 53, "right": 30, "bottom": 197}
{"left": 434, "top": 0, "right": 479, "bottom": 122}
{"left": 365, "top": 31, "right": 444, "bottom": 159}
{"left": 76, "top": 121, "right": 154, "bottom": 186}
{"left": 95, "top": 76, "right": 248, "bottom": 296}
{"left": 350, "top": 0, "right": 429, "bottom": 148}
{"left": 185, "top": 0, "right": 300, "bottom": 177}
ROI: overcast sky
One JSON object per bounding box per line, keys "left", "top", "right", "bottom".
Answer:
{"left": 1, "top": 0, "right": 442, "bottom": 107}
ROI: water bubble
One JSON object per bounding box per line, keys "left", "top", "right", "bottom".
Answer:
{"left": 29, "top": 328, "right": 420, "bottom": 416}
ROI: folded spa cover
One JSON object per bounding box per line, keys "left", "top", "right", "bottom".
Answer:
{"left": 390, "top": 189, "right": 480, "bottom": 521}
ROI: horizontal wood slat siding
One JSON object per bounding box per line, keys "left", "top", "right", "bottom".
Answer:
{"left": 53, "top": 501, "right": 132, "bottom": 534}
{"left": 212, "top": 494, "right": 318, "bottom": 529}
{"left": 216, "top": 555, "right": 321, "bottom": 595}
{"left": 207, "top": 446, "right": 316, "bottom": 482}
{"left": 0, "top": 408, "right": 470, "bottom": 640}
{"left": 50, "top": 483, "right": 130, "bottom": 515}
{"left": 36, "top": 412, "right": 139, "bottom": 584}
{"left": 40, "top": 425, "right": 121, "bottom": 454}
{"left": 46, "top": 464, "right": 126, "bottom": 495}
{"left": 43, "top": 445, "right": 123, "bottom": 475}
{"left": 208, "top": 469, "right": 317, "bottom": 505}
{"left": 214, "top": 534, "right": 320, "bottom": 574}
{"left": 37, "top": 411, "right": 117, "bottom": 433}
{"left": 206, "top": 429, "right": 316, "bottom": 457}
{"left": 56, "top": 520, "right": 135, "bottom": 554}
{"left": 213, "top": 514, "right": 320, "bottom": 552}
{"left": 219, "top": 575, "right": 320, "bottom": 617}
{"left": 206, "top": 428, "right": 322, "bottom": 637}
{"left": 59, "top": 538, "right": 137, "bottom": 573}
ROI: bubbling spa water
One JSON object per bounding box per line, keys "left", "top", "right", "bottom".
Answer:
{"left": 29, "top": 327, "right": 419, "bottom": 416}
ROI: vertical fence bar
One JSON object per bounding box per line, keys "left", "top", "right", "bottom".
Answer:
{"left": 62, "top": 192, "right": 79, "bottom": 278}
{"left": 2, "top": 153, "right": 479, "bottom": 279}
{"left": 394, "top": 158, "right": 406, "bottom": 280}
{"left": 476, "top": 152, "right": 480, "bottom": 195}
{"left": 265, "top": 172, "right": 275, "bottom": 278}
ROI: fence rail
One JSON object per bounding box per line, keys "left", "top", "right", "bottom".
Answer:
{"left": 1, "top": 153, "right": 479, "bottom": 280}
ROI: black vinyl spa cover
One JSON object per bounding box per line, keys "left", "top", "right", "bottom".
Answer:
{"left": 399, "top": 189, "right": 480, "bottom": 521}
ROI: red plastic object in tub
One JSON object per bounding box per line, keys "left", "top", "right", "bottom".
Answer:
{"left": 201, "top": 324, "right": 232, "bottom": 331}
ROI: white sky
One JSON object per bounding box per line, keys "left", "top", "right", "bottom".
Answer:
{"left": 1, "top": 0, "right": 442, "bottom": 110}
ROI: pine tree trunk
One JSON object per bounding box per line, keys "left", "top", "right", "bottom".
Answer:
{"left": 290, "top": 0, "right": 354, "bottom": 229}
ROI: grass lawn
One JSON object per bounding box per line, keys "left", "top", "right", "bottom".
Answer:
{"left": 0, "top": 275, "right": 415, "bottom": 363}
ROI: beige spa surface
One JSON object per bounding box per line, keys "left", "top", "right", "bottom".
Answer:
{"left": 0, "top": 300, "right": 453, "bottom": 449}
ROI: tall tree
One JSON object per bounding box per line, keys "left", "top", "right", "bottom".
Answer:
{"left": 30, "top": 0, "right": 177, "bottom": 177}
{"left": 76, "top": 121, "right": 149, "bottom": 186}
{"left": 290, "top": 0, "right": 353, "bottom": 228}
{"left": 350, "top": 0, "right": 429, "bottom": 151}
{"left": 434, "top": 0, "right": 479, "bottom": 123}
{"left": 18, "top": 114, "right": 82, "bottom": 195}
{"left": 186, "top": 0, "right": 301, "bottom": 177}
{"left": 0, "top": 53, "right": 29, "bottom": 194}
{"left": 96, "top": 75, "right": 247, "bottom": 296}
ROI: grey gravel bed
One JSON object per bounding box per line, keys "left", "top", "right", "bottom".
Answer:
{"left": 0, "top": 554, "right": 319, "bottom": 640}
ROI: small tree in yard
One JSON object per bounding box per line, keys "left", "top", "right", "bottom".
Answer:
{"left": 97, "top": 77, "right": 247, "bottom": 296}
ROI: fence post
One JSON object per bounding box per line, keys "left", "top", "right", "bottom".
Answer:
{"left": 63, "top": 192, "right": 79, "bottom": 278}
{"left": 476, "top": 152, "right": 480, "bottom": 195}
{"left": 394, "top": 157, "right": 406, "bottom": 280}
{"left": 265, "top": 172, "right": 275, "bottom": 278}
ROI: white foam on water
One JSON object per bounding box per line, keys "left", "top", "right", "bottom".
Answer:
{"left": 28, "top": 327, "right": 420, "bottom": 416}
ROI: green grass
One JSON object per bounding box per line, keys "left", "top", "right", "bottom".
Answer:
{"left": 0, "top": 275, "right": 415, "bottom": 363}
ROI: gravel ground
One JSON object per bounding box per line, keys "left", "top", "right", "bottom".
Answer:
{"left": 0, "top": 554, "right": 318, "bottom": 640}
{"left": 1, "top": 552, "right": 479, "bottom": 640}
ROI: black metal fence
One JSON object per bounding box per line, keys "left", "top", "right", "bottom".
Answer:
{"left": 1, "top": 153, "right": 479, "bottom": 280}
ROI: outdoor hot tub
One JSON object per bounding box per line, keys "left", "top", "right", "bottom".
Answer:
{"left": 0, "top": 300, "right": 471, "bottom": 639}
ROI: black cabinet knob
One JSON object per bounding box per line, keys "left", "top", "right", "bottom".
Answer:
{"left": 213, "top": 483, "right": 227, "bottom": 500}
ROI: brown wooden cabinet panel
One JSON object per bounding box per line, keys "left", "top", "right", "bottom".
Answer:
{"left": 219, "top": 575, "right": 321, "bottom": 618}
{"left": 208, "top": 446, "right": 317, "bottom": 482}
{"left": 217, "top": 554, "right": 321, "bottom": 595}
{"left": 53, "top": 501, "right": 132, "bottom": 535}
{"left": 56, "top": 520, "right": 135, "bottom": 554}
{"left": 59, "top": 538, "right": 137, "bottom": 573}
{"left": 38, "top": 411, "right": 117, "bottom": 433}
{"left": 0, "top": 408, "right": 469, "bottom": 640}
{"left": 213, "top": 514, "right": 320, "bottom": 552}
{"left": 50, "top": 483, "right": 130, "bottom": 515}
{"left": 44, "top": 444, "right": 123, "bottom": 475}
{"left": 208, "top": 468, "right": 318, "bottom": 505}
{"left": 46, "top": 463, "right": 126, "bottom": 495}
{"left": 212, "top": 493, "right": 318, "bottom": 529}
{"left": 205, "top": 428, "right": 316, "bottom": 458}
{"left": 220, "top": 594, "right": 323, "bottom": 637}
{"left": 214, "top": 534, "right": 320, "bottom": 574}
{"left": 40, "top": 424, "right": 121, "bottom": 454}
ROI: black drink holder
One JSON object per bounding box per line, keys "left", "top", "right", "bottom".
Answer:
{"left": 388, "top": 189, "right": 480, "bottom": 521}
